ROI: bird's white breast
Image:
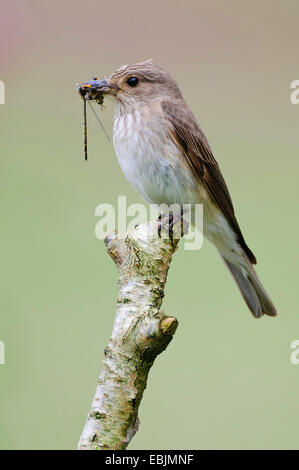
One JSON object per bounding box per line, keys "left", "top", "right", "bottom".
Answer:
{"left": 112, "top": 102, "right": 240, "bottom": 257}
{"left": 113, "top": 103, "right": 198, "bottom": 206}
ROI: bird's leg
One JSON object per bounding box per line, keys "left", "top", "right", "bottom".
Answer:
{"left": 180, "top": 207, "right": 190, "bottom": 237}
{"left": 158, "top": 213, "right": 162, "bottom": 238}
{"left": 169, "top": 209, "right": 190, "bottom": 238}
{"left": 168, "top": 212, "right": 174, "bottom": 245}
{"left": 158, "top": 212, "right": 173, "bottom": 241}
{"left": 158, "top": 209, "right": 189, "bottom": 244}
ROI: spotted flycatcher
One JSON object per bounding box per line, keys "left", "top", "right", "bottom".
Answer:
{"left": 78, "top": 59, "right": 277, "bottom": 318}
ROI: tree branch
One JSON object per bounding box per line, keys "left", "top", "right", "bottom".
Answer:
{"left": 77, "top": 220, "right": 179, "bottom": 450}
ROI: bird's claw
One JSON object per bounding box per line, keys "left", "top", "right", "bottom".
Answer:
{"left": 157, "top": 210, "right": 188, "bottom": 246}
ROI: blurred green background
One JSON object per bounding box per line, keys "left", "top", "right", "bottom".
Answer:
{"left": 1, "top": 0, "right": 299, "bottom": 450}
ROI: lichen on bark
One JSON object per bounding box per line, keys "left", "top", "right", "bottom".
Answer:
{"left": 77, "top": 220, "right": 179, "bottom": 450}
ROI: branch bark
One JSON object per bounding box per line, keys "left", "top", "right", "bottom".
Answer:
{"left": 77, "top": 220, "right": 179, "bottom": 450}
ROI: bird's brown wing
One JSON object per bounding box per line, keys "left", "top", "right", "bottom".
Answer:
{"left": 162, "top": 99, "right": 256, "bottom": 264}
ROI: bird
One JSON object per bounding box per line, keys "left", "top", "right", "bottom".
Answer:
{"left": 78, "top": 59, "right": 277, "bottom": 318}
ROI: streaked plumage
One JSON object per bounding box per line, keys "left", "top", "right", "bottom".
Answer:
{"left": 79, "top": 60, "right": 277, "bottom": 318}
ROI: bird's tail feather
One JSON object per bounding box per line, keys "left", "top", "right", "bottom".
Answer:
{"left": 221, "top": 255, "right": 277, "bottom": 318}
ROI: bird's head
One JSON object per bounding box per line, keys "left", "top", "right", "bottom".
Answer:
{"left": 77, "top": 59, "right": 182, "bottom": 107}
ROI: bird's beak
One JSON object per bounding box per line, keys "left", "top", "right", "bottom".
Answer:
{"left": 77, "top": 79, "right": 119, "bottom": 101}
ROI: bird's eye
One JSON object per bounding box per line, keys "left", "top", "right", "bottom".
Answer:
{"left": 127, "top": 77, "right": 139, "bottom": 87}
